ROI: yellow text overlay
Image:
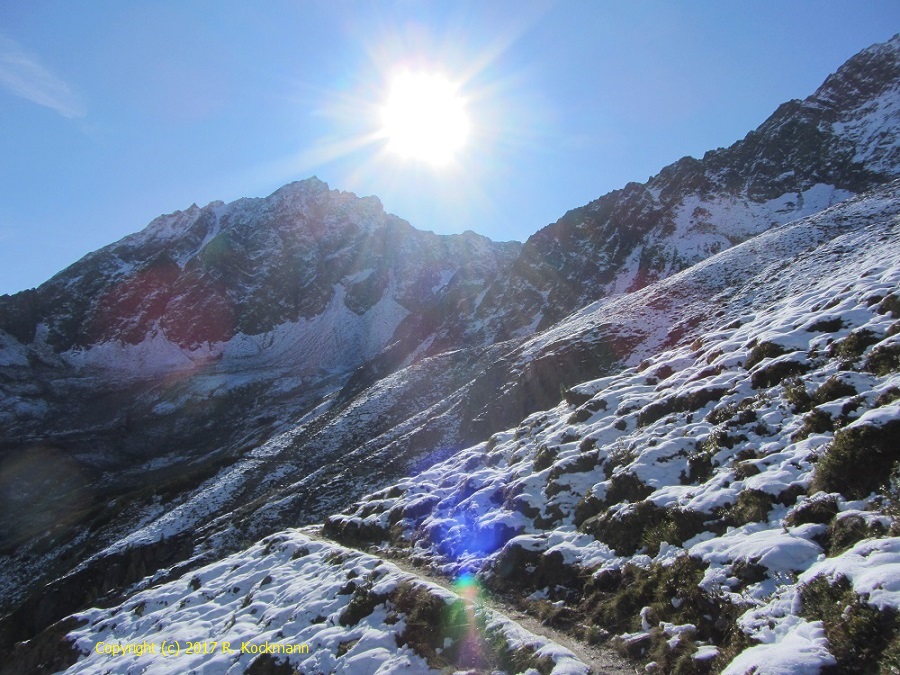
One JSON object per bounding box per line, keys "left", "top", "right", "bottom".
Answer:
{"left": 94, "top": 640, "right": 310, "bottom": 657}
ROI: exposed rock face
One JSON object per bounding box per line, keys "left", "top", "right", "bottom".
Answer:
{"left": 0, "top": 178, "right": 520, "bottom": 355}
{"left": 473, "top": 34, "right": 900, "bottom": 337}
{"left": 0, "top": 35, "right": 898, "bottom": 659}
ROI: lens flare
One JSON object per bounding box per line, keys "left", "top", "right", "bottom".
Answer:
{"left": 451, "top": 571, "right": 492, "bottom": 668}
{"left": 0, "top": 445, "right": 92, "bottom": 549}
{"left": 453, "top": 571, "right": 480, "bottom": 598}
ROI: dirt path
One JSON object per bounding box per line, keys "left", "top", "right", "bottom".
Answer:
{"left": 298, "top": 525, "right": 636, "bottom": 675}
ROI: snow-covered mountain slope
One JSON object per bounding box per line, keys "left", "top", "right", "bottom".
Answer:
{"left": 325, "top": 181, "right": 900, "bottom": 673}
{"left": 9, "top": 529, "right": 595, "bottom": 675}
{"left": 15, "top": 178, "right": 900, "bottom": 675}
{"left": 469, "top": 34, "right": 900, "bottom": 341}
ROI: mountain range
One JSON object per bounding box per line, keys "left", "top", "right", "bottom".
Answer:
{"left": 1, "top": 34, "right": 899, "bottom": 675}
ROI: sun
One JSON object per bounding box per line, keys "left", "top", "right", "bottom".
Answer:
{"left": 380, "top": 71, "right": 469, "bottom": 166}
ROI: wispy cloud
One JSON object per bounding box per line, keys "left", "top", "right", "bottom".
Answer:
{"left": 0, "top": 33, "right": 85, "bottom": 119}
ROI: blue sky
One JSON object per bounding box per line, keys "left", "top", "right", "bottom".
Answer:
{"left": 0, "top": 1, "right": 898, "bottom": 295}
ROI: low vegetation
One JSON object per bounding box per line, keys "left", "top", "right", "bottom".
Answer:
{"left": 744, "top": 341, "right": 787, "bottom": 369}
{"left": 813, "top": 420, "right": 900, "bottom": 499}
{"left": 583, "top": 555, "right": 747, "bottom": 671}
{"left": 830, "top": 328, "right": 881, "bottom": 360}
{"left": 800, "top": 575, "right": 899, "bottom": 673}
{"left": 865, "top": 342, "right": 900, "bottom": 375}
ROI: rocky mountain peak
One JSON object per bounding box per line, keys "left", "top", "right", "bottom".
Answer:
{"left": 0, "top": 175, "right": 520, "bottom": 366}
{"left": 813, "top": 33, "right": 900, "bottom": 109}
{"left": 469, "top": 35, "right": 900, "bottom": 340}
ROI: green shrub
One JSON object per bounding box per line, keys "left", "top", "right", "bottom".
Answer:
{"left": 682, "top": 445, "right": 717, "bottom": 484}
{"left": 603, "top": 441, "right": 636, "bottom": 478}
{"left": 865, "top": 343, "right": 900, "bottom": 376}
{"left": 639, "top": 508, "right": 710, "bottom": 556}
{"left": 880, "top": 635, "right": 900, "bottom": 673}
{"left": 486, "top": 635, "right": 556, "bottom": 675}
{"left": 733, "top": 461, "right": 761, "bottom": 480}
{"left": 581, "top": 501, "right": 660, "bottom": 555}
{"left": 875, "top": 387, "right": 900, "bottom": 407}
{"left": 800, "top": 575, "right": 899, "bottom": 673}
{"left": 824, "top": 514, "right": 884, "bottom": 556}
{"left": 573, "top": 494, "right": 606, "bottom": 527}
{"left": 881, "top": 465, "right": 900, "bottom": 527}
{"left": 637, "top": 387, "right": 729, "bottom": 427}
{"left": 830, "top": 329, "right": 879, "bottom": 360}
{"left": 812, "top": 376, "right": 857, "bottom": 404}
{"left": 813, "top": 420, "right": 900, "bottom": 499}
{"left": 791, "top": 409, "right": 835, "bottom": 441}
{"left": 785, "top": 493, "right": 839, "bottom": 527}
{"left": 734, "top": 447, "right": 763, "bottom": 463}
{"left": 548, "top": 450, "right": 599, "bottom": 480}
{"left": 784, "top": 377, "right": 813, "bottom": 413}
{"left": 643, "top": 627, "right": 719, "bottom": 675}
{"left": 582, "top": 501, "right": 710, "bottom": 556}
{"left": 336, "top": 639, "right": 360, "bottom": 657}
{"left": 707, "top": 400, "right": 739, "bottom": 425}
{"left": 605, "top": 472, "right": 652, "bottom": 505}
{"left": 745, "top": 341, "right": 787, "bottom": 369}
{"left": 340, "top": 585, "right": 389, "bottom": 626}
{"left": 322, "top": 514, "right": 390, "bottom": 545}
{"left": 730, "top": 408, "right": 758, "bottom": 428}
{"left": 751, "top": 359, "right": 810, "bottom": 389}
{"left": 837, "top": 395, "right": 866, "bottom": 425}
{"left": 391, "top": 581, "right": 467, "bottom": 668}
{"left": 723, "top": 490, "right": 774, "bottom": 526}
{"left": 878, "top": 293, "right": 900, "bottom": 318}
{"left": 582, "top": 555, "right": 743, "bottom": 657}
{"left": 704, "top": 430, "right": 747, "bottom": 451}
{"left": 533, "top": 444, "right": 558, "bottom": 471}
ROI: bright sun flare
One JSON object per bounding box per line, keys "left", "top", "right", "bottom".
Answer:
{"left": 380, "top": 71, "right": 469, "bottom": 166}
